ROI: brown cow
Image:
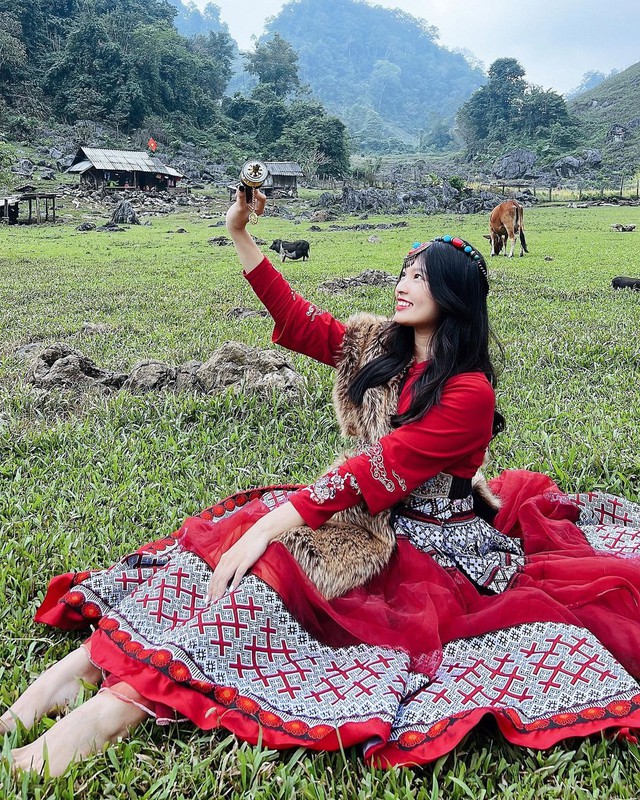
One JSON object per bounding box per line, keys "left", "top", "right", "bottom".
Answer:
{"left": 484, "top": 200, "right": 528, "bottom": 257}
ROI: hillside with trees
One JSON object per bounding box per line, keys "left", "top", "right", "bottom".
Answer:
{"left": 456, "top": 58, "right": 578, "bottom": 159}
{"left": 568, "top": 62, "right": 640, "bottom": 171}
{"left": 0, "top": 0, "right": 233, "bottom": 130}
{"left": 0, "top": 0, "right": 349, "bottom": 177}
{"left": 263, "top": 0, "right": 485, "bottom": 153}
{"left": 1, "top": 0, "right": 637, "bottom": 181}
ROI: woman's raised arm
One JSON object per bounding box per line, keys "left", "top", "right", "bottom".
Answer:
{"left": 226, "top": 187, "right": 347, "bottom": 366}
{"left": 226, "top": 186, "right": 267, "bottom": 272}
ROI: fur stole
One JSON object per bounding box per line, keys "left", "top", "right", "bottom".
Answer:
{"left": 278, "top": 313, "right": 498, "bottom": 599}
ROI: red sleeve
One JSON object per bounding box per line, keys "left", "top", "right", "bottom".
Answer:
{"left": 244, "top": 257, "right": 346, "bottom": 367}
{"left": 289, "top": 463, "right": 363, "bottom": 530}
{"left": 289, "top": 373, "right": 495, "bottom": 527}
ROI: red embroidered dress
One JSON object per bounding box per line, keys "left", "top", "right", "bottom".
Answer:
{"left": 36, "top": 258, "right": 640, "bottom": 765}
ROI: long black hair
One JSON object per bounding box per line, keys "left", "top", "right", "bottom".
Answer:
{"left": 347, "top": 240, "right": 505, "bottom": 435}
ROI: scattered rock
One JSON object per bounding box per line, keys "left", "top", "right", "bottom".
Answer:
{"left": 175, "top": 360, "right": 204, "bottom": 392}
{"left": 367, "top": 235, "right": 381, "bottom": 244}
{"left": 11, "top": 158, "right": 35, "bottom": 176}
{"left": 96, "top": 223, "right": 126, "bottom": 232}
{"left": 492, "top": 149, "right": 537, "bottom": 180}
{"left": 76, "top": 222, "right": 96, "bottom": 232}
{"left": 328, "top": 221, "right": 408, "bottom": 232}
{"left": 611, "top": 224, "right": 636, "bottom": 232}
{"left": 27, "top": 341, "right": 303, "bottom": 396}
{"left": 308, "top": 225, "right": 322, "bottom": 232}
{"left": 320, "top": 270, "right": 396, "bottom": 291}
{"left": 110, "top": 199, "right": 140, "bottom": 226}
{"left": 124, "top": 360, "right": 177, "bottom": 392}
{"left": 196, "top": 341, "right": 303, "bottom": 395}
{"left": 583, "top": 149, "right": 602, "bottom": 167}
{"left": 544, "top": 256, "right": 554, "bottom": 261}
{"left": 456, "top": 191, "right": 504, "bottom": 214}
{"left": 208, "top": 235, "right": 232, "bottom": 246}
{"left": 554, "top": 156, "right": 584, "bottom": 178}
{"left": 309, "top": 210, "right": 330, "bottom": 223}
{"left": 30, "top": 343, "right": 127, "bottom": 392}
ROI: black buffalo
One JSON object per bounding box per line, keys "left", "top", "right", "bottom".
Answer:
{"left": 269, "top": 239, "right": 310, "bottom": 262}
{"left": 612, "top": 276, "right": 640, "bottom": 290}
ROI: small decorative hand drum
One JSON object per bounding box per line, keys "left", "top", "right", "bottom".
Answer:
{"left": 238, "top": 159, "right": 268, "bottom": 223}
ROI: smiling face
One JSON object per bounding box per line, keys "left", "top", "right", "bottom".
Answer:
{"left": 392, "top": 261, "right": 440, "bottom": 339}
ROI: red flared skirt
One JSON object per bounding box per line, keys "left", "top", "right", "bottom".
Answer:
{"left": 35, "top": 471, "right": 640, "bottom": 765}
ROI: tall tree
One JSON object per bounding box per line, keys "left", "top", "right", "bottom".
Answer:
{"left": 244, "top": 33, "right": 300, "bottom": 98}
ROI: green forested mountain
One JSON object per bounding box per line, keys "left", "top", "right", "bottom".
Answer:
{"left": 264, "top": 0, "right": 485, "bottom": 152}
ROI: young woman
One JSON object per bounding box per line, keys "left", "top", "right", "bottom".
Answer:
{"left": 4, "top": 189, "right": 640, "bottom": 775}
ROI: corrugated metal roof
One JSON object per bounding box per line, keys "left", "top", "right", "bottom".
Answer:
{"left": 67, "top": 159, "right": 92, "bottom": 174}
{"left": 152, "top": 160, "right": 182, "bottom": 178}
{"left": 265, "top": 161, "right": 303, "bottom": 177}
{"left": 68, "top": 148, "right": 183, "bottom": 178}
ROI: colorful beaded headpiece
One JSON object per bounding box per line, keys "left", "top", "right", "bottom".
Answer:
{"left": 404, "top": 235, "right": 489, "bottom": 290}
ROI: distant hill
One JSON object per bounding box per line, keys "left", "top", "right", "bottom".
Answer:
{"left": 568, "top": 62, "right": 640, "bottom": 171}
{"left": 564, "top": 68, "right": 619, "bottom": 100}
{"left": 263, "top": 0, "right": 485, "bottom": 152}
{"left": 168, "top": 0, "right": 228, "bottom": 37}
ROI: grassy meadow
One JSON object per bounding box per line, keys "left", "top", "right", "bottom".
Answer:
{"left": 1, "top": 197, "right": 640, "bottom": 797}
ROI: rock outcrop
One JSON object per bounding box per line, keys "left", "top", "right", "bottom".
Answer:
{"left": 28, "top": 341, "right": 304, "bottom": 396}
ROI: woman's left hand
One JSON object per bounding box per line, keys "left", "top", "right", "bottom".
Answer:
{"left": 205, "top": 501, "right": 305, "bottom": 603}
{"left": 206, "top": 527, "right": 270, "bottom": 603}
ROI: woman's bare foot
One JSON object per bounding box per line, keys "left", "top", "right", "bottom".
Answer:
{"left": 11, "top": 688, "right": 149, "bottom": 776}
{"left": 0, "top": 647, "right": 101, "bottom": 735}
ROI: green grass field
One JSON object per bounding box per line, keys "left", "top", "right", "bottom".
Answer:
{"left": 1, "top": 200, "right": 640, "bottom": 798}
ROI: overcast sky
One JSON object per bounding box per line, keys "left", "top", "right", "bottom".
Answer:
{"left": 196, "top": 0, "right": 638, "bottom": 94}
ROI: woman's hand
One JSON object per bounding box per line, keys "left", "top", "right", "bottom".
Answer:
{"left": 206, "top": 501, "right": 305, "bottom": 603}
{"left": 207, "top": 526, "right": 270, "bottom": 602}
{"left": 225, "top": 187, "right": 268, "bottom": 272}
{"left": 225, "top": 186, "right": 267, "bottom": 234}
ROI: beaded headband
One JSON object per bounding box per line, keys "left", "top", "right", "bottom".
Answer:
{"left": 404, "top": 235, "right": 489, "bottom": 289}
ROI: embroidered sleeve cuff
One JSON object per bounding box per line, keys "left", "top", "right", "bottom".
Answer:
{"left": 345, "top": 443, "right": 409, "bottom": 515}
{"left": 289, "top": 467, "right": 362, "bottom": 530}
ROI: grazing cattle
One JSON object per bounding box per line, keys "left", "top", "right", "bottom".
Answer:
{"left": 612, "top": 276, "right": 640, "bottom": 290}
{"left": 269, "top": 239, "right": 310, "bottom": 262}
{"left": 484, "top": 200, "right": 528, "bottom": 257}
